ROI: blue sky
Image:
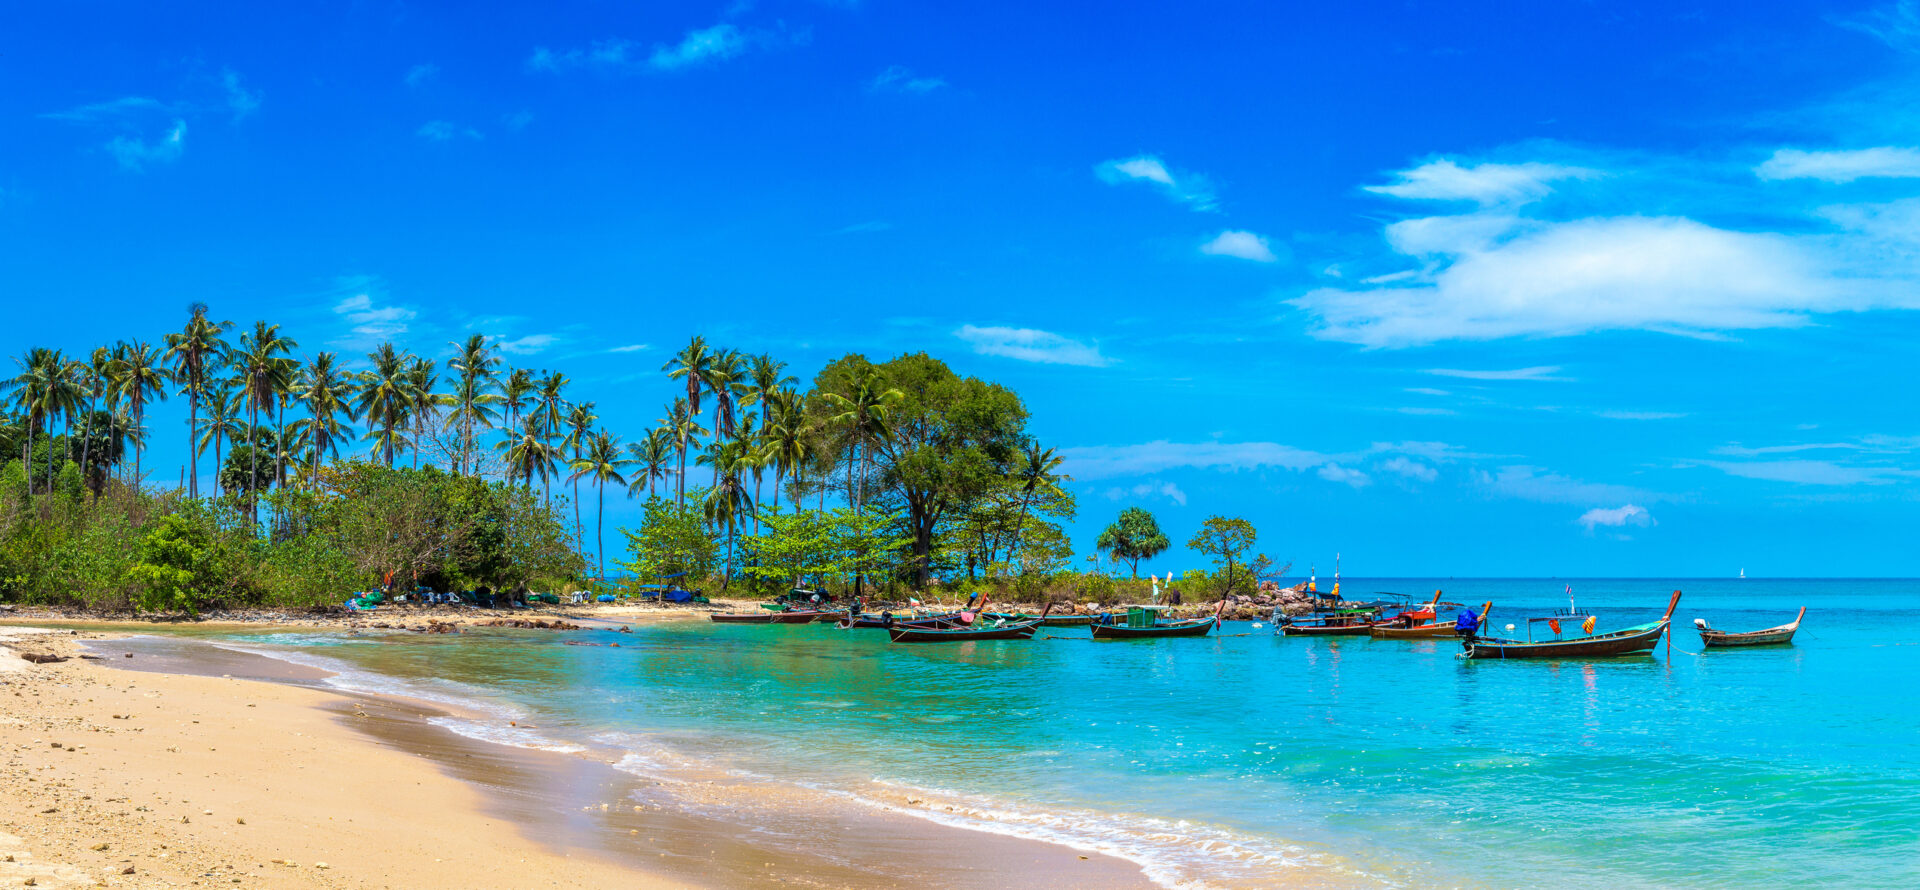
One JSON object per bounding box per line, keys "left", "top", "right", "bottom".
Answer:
{"left": 8, "top": 1, "right": 1920, "bottom": 577}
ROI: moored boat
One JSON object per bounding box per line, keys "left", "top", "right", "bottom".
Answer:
{"left": 1088, "top": 602, "right": 1223, "bottom": 639}
{"left": 709, "top": 612, "right": 778, "bottom": 624}
{"left": 983, "top": 611, "right": 1093, "bottom": 627}
{"left": 1463, "top": 590, "right": 1682, "bottom": 660}
{"left": 887, "top": 618, "right": 1041, "bottom": 643}
{"left": 1373, "top": 597, "right": 1491, "bottom": 639}
{"left": 1281, "top": 606, "right": 1386, "bottom": 636}
{"left": 1696, "top": 607, "right": 1805, "bottom": 647}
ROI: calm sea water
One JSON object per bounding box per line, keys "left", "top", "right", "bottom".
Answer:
{"left": 177, "top": 579, "right": 1920, "bottom": 888}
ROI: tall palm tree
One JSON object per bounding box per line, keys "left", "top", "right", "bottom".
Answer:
{"left": 446, "top": 334, "right": 502, "bottom": 476}
{"left": 163, "top": 303, "right": 233, "bottom": 497}
{"left": 403, "top": 357, "right": 442, "bottom": 470}
{"left": 498, "top": 416, "right": 555, "bottom": 492}
{"left": 823, "top": 367, "right": 904, "bottom": 515}
{"left": 74, "top": 347, "right": 113, "bottom": 492}
{"left": 111, "top": 340, "right": 170, "bottom": 486}
{"left": 625, "top": 428, "right": 675, "bottom": 500}
{"left": 661, "top": 336, "right": 713, "bottom": 503}
{"left": 3, "top": 348, "right": 72, "bottom": 492}
{"left": 744, "top": 353, "right": 796, "bottom": 433}
{"left": 563, "top": 401, "right": 597, "bottom": 540}
{"left": 1008, "top": 440, "right": 1068, "bottom": 563}
{"left": 568, "top": 431, "right": 630, "bottom": 583}
{"left": 235, "top": 322, "right": 296, "bottom": 522}
{"left": 699, "top": 437, "right": 753, "bottom": 587}
{"left": 760, "top": 389, "right": 811, "bottom": 515}
{"left": 355, "top": 343, "right": 413, "bottom": 466}
{"left": 196, "top": 380, "right": 245, "bottom": 497}
{"left": 501, "top": 368, "right": 535, "bottom": 454}
{"left": 703, "top": 349, "right": 747, "bottom": 451}
{"left": 660, "top": 398, "right": 706, "bottom": 504}
{"left": 292, "top": 353, "right": 356, "bottom": 487}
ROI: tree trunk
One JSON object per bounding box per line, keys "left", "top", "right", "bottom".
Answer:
{"left": 187, "top": 381, "right": 198, "bottom": 497}
{"left": 596, "top": 482, "right": 605, "bottom": 583}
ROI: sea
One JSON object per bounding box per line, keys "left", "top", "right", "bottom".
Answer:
{"left": 98, "top": 578, "right": 1920, "bottom": 888}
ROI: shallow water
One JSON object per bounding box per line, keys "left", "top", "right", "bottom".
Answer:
{"left": 139, "top": 579, "right": 1920, "bottom": 888}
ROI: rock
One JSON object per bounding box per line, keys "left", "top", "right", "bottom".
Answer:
{"left": 314, "top": 862, "right": 330, "bottom": 869}
{"left": 90, "top": 843, "right": 108, "bottom": 851}
{"left": 121, "top": 866, "right": 135, "bottom": 875}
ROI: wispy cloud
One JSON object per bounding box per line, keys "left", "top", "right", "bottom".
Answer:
{"left": 608, "top": 344, "right": 650, "bottom": 353}
{"left": 1363, "top": 159, "right": 1599, "bottom": 206}
{"left": 1103, "top": 480, "right": 1187, "bottom": 506}
{"left": 405, "top": 64, "right": 440, "bottom": 88}
{"left": 954, "top": 325, "right": 1112, "bottom": 367}
{"left": 831, "top": 220, "right": 892, "bottom": 235}
{"left": 1597, "top": 410, "right": 1688, "bottom": 420}
{"left": 869, "top": 65, "right": 946, "bottom": 94}
{"left": 1711, "top": 442, "right": 1860, "bottom": 457}
{"left": 1199, "top": 230, "right": 1278, "bottom": 262}
{"left": 528, "top": 23, "right": 793, "bottom": 74}
{"left": 1578, "top": 504, "right": 1654, "bottom": 530}
{"left": 494, "top": 334, "right": 557, "bottom": 355}
{"left": 220, "top": 70, "right": 261, "bottom": 119}
{"left": 502, "top": 110, "right": 535, "bottom": 131}
{"left": 1379, "top": 456, "right": 1438, "bottom": 482}
{"left": 1837, "top": 1, "right": 1920, "bottom": 52}
{"left": 417, "top": 120, "right": 481, "bottom": 141}
{"left": 107, "top": 121, "right": 187, "bottom": 170}
{"left": 1095, "top": 155, "right": 1218, "bottom": 212}
{"left": 1061, "top": 441, "right": 1335, "bottom": 480}
{"left": 1755, "top": 147, "right": 1920, "bottom": 182}
{"left": 41, "top": 96, "right": 174, "bottom": 123}
{"left": 1474, "top": 465, "right": 1666, "bottom": 505}
{"left": 334, "top": 290, "right": 417, "bottom": 341}
{"left": 1700, "top": 459, "right": 1916, "bottom": 485}
{"left": 1317, "top": 464, "right": 1372, "bottom": 487}
{"left": 1423, "top": 366, "right": 1570, "bottom": 382}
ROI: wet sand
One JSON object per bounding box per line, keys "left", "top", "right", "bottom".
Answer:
{"left": 2, "top": 623, "right": 1159, "bottom": 889}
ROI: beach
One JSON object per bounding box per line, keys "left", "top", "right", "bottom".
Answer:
{"left": 0, "top": 622, "right": 1159, "bottom": 890}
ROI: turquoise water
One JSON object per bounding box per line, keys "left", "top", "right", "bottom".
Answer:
{"left": 194, "top": 579, "right": 1920, "bottom": 888}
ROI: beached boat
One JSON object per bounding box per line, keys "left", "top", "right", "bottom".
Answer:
{"left": 887, "top": 619, "right": 1041, "bottom": 643}
{"left": 1463, "top": 591, "right": 1682, "bottom": 660}
{"left": 709, "top": 609, "right": 829, "bottom": 624}
{"left": 1696, "top": 607, "right": 1805, "bottom": 648}
{"left": 1088, "top": 602, "right": 1222, "bottom": 639}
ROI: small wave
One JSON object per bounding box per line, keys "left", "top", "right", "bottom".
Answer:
{"left": 426, "top": 717, "right": 586, "bottom": 754}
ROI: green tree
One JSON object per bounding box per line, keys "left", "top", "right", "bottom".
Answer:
{"left": 446, "top": 334, "right": 502, "bottom": 475}
{"left": 126, "top": 513, "right": 217, "bottom": 614}
{"left": 1186, "top": 515, "right": 1257, "bottom": 596}
{"left": 163, "top": 304, "right": 233, "bottom": 497}
{"left": 354, "top": 343, "right": 412, "bottom": 466}
{"left": 617, "top": 497, "right": 718, "bottom": 586}
{"left": 110, "top": 339, "right": 170, "bottom": 486}
{"left": 1097, "top": 507, "right": 1172, "bottom": 578}
{"left": 568, "top": 430, "right": 629, "bottom": 582}
{"left": 661, "top": 336, "right": 713, "bottom": 504}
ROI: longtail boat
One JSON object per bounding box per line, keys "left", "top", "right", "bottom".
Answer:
{"left": 1696, "top": 607, "right": 1805, "bottom": 648}
{"left": 838, "top": 611, "right": 961, "bottom": 629}
{"left": 1281, "top": 605, "right": 1386, "bottom": 636}
{"left": 1463, "top": 591, "right": 1681, "bottom": 660}
{"left": 886, "top": 619, "right": 1042, "bottom": 643}
{"left": 1088, "top": 601, "right": 1223, "bottom": 640}
{"left": 1373, "top": 596, "right": 1491, "bottom": 640}
{"left": 710, "top": 609, "right": 828, "bottom": 624}
{"left": 983, "top": 611, "right": 1093, "bottom": 627}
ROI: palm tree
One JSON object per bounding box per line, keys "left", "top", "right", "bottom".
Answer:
{"left": 699, "top": 437, "right": 753, "bottom": 587}
{"left": 1008, "top": 440, "right": 1068, "bottom": 564}
{"left": 501, "top": 368, "right": 535, "bottom": 451}
{"left": 498, "top": 416, "right": 555, "bottom": 492}
{"left": 111, "top": 340, "right": 170, "bottom": 486}
{"left": 446, "top": 334, "right": 502, "bottom": 476}
{"left": 3, "top": 348, "right": 73, "bottom": 492}
{"left": 760, "top": 389, "right": 811, "bottom": 515}
{"left": 660, "top": 398, "right": 706, "bottom": 504}
{"left": 355, "top": 343, "right": 412, "bottom": 466}
{"left": 163, "top": 303, "right": 233, "bottom": 497}
{"left": 74, "top": 347, "right": 113, "bottom": 492}
{"left": 823, "top": 367, "right": 903, "bottom": 515}
{"left": 661, "top": 336, "right": 713, "bottom": 503}
{"left": 704, "top": 349, "right": 747, "bottom": 451}
{"left": 196, "top": 380, "right": 245, "bottom": 496}
{"left": 235, "top": 322, "right": 296, "bottom": 523}
{"left": 563, "top": 402, "right": 597, "bottom": 540}
{"left": 403, "top": 357, "right": 442, "bottom": 470}
{"left": 625, "top": 428, "right": 675, "bottom": 500}
{"left": 292, "top": 353, "right": 356, "bottom": 487}
{"left": 744, "top": 353, "right": 796, "bottom": 432}
{"left": 568, "top": 431, "right": 630, "bottom": 584}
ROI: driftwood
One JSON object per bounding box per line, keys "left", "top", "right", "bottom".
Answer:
{"left": 20, "top": 653, "right": 68, "bottom": 664}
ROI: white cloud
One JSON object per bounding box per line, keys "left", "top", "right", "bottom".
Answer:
{"left": 221, "top": 69, "right": 261, "bottom": 119}
{"left": 1838, "top": 1, "right": 1920, "bottom": 52}
{"left": 41, "top": 96, "right": 174, "bottom": 123}
{"left": 1095, "top": 155, "right": 1218, "bottom": 211}
{"left": 1397, "top": 406, "right": 1456, "bottom": 416}
{"left": 417, "top": 120, "right": 481, "bottom": 141}
{"left": 1423, "top": 366, "right": 1569, "bottom": 382}
{"left": 1578, "top": 504, "right": 1654, "bottom": 530}
{"left": 528, "top": 24, "right": 791, "bottom": 74}
{"left": 1475, "top": 465, "right": 1664, "bottom": 505}
{"left": 502, "top": 110, "right": 534, "bottom": 131}
{"left": 1755, "top": 147, "right": 1920, "bottom": 183}
{"left": 495, "top": 334, "right": 557, "bottom": 355}
{"left": 1711, "top": 442, "right": 1859, "bottom": 457}
{"left": 1200, "top": 230, "right": 1278, "bottom": 262}
{"left": 1293, "top": 213, "right": 1905, "bottom": 347}
{"left": 107, "top": 120, "right": 186, "bottom": 170}
{"left": 1104, "top": 480, "right": 1187, "bottom": 506}
{"left": 650, "top": 24, "right": 749, "bottom": 70}
{"left": 953, "top": 325, "right": 1112, "bottom": 367}
{"left": 1061, "top": 441, "right": 1335, "bottom": 480}
{"left": 1380, "top": 456, "right": 1438, "bottom": 482}
{"left": 869, "top": 66, "right": 946, "bottom": 94}
{"left": 405, "top": 64, "right": 440, "bottom": 87}
{"left": 1700, "top": 459, "right": 1915, "bottom": 485}
{"left": 334, "top": 291, "right": 417, "bottom": 339}
{"left": 1317, "top": 464, "right": 1371, "bottom": 487}
{"left": 1404, "top": 387, "right": 1451, "bottom": 396}
{"left": 608, "top": 344, "right": 650, "bottom": 353}
{"left": 1364, "top": 160, "right": 1598, "bottom": 205}
{"left": 832, "top": 220, "right": 893, "bottom": 235}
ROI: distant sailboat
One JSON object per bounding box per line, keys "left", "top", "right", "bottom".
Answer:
{"left": 1739, "top": 568, "right": 1746, "bottom": 580}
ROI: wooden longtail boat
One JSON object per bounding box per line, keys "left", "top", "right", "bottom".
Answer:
{"left": 1281, "top": 606, "right": 1386, "bottom": 636}
{"left": 838, "top": 611, "right": 961, "bottom": 629}
{"left": 983, "top": 611, "right": 1093, "bottom": 627}
{"left": 710, "top": 610, "right": 829, "bottom": 624}
{"left": 887, "top": 619, "right": 1040, "bottom": 643}
{"left": 1463, "top": 591, "right": 1681, "bottom": 660}
{"left": 1697, "top": 607, "right": 1805, "bottom": 648}
{"left": 1088, "top": 601, "right": 1223, "bottom": 640}
{"left": 1372, "top": 599, "right": 1492, "bottom": 640}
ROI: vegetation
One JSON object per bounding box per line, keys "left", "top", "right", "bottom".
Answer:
{"left": 0, "top": 304, "right": 1302, "bottom": 612}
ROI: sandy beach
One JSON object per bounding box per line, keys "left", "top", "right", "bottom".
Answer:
{"left": 0, "top": 622, "right": 1159, "bottom": 889}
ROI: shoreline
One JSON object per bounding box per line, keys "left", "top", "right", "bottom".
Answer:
{"left": 2, "top": 622, "right": 1165, "bottom": 889}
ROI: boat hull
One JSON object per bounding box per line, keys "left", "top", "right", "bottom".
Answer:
{"left": 1284, "top": 622, "right": 1381, "bottom": 636}
{"left": 1089, "top": 618, "right": 1217, "bottom": 639}
{"left": 1699, "top": 607, "right": 1805, "bottom": 648}
{"left": 1464, "top": 622, "right": 1667, "bottom": 659}
{"left": 984, "top": 612, "right": 1092, "bottom": 627}
{"left": 709, "top": 613, "right": 777, "bottom": 624}
{"left": 1369, "top": 622, "right": 1460, "bottom": 639}
{"left": 887, "top": 621, "right": 1040, "bottom": 643}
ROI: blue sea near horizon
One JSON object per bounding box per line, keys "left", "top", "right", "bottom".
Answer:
{"left": 123, "top": 578, "right": 1920, "bottom": 888}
